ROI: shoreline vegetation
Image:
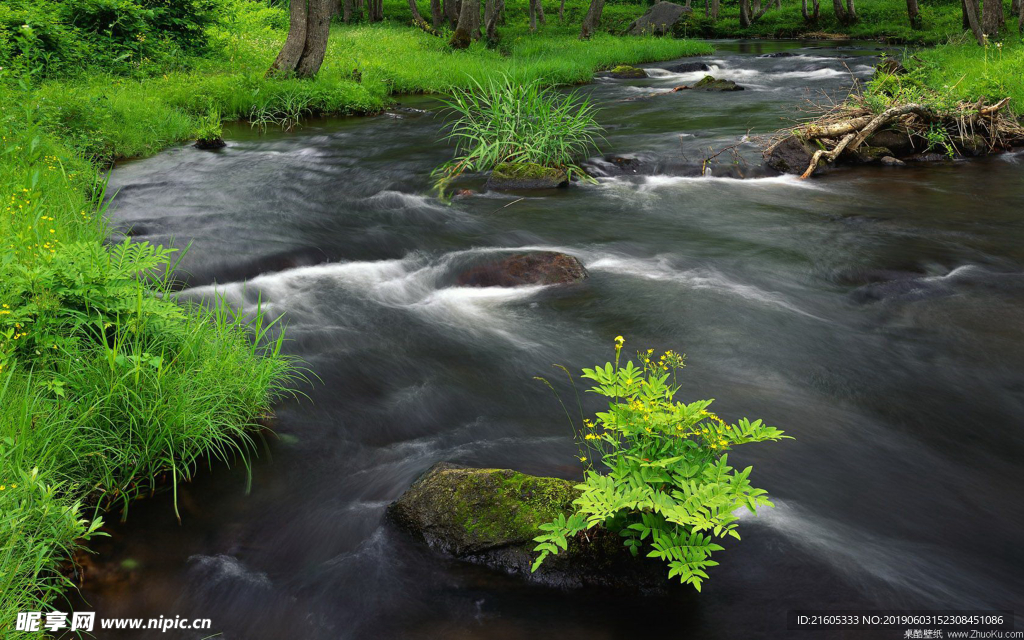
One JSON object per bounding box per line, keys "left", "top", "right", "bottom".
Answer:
{"left": 1, "top": 0, "right": 1022, "bottom": 634}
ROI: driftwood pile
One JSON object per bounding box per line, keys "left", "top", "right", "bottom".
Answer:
{"left": 763, "top": 95, "right": 1024, "bottom": 178}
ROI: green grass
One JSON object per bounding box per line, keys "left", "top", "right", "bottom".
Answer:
{"left": 908, "top": 36, "right": 1024, "bottom": 108}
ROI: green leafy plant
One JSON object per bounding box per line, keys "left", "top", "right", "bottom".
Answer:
{"left": 532, "top": 337, "right": 790, "bottom": 590}
{"left": 432, "top": 74, "right": 604, "bottom": 193}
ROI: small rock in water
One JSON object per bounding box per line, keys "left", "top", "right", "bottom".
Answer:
{"left": 597, "top": 65, "right": 648, "bottom": 79}
{"left": 663, "top": 61, "right": 711, "bottom": 73}
{"left": 881, "top": 156, "right": 906, "bottom": 166}
{"left": 758, "top": 52, "right": 797, "bottom": 58}
{"left": 194, "top": 137, "right": 226, "bottom": 150}
{"left": 687, "top": 75, "right": 745, "bottom": 92}
{"left": 457, "top": 251, "right": 588, "bottom": 287}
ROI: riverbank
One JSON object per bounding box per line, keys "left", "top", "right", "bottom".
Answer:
{"left": 0, "top": 1, "right": 711, "bottom": 634}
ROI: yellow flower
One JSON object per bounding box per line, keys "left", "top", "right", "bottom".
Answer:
{"left": 614, "top": 335, "right": 625, "bottom": 347}
{"left": 0, "top": 485, "right": 5, "bottom": 491}
{"left": 585, "top": 434, "right": 597, "bottom": 440}
{"left": 578, "top": 456, "right": 587, "bottom": 463}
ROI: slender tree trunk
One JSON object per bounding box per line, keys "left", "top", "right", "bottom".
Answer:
{"left": 579, "top": 0, "right": 605, "bottom": 37}
{"left": 711, "top": 0, "right": 720, "bottom": 19}
{"left": 355, "top": 0, "right": 364, "bottom": 19}
{"left": 269, "top": 0, "right": 309, "bottom": 75}
{"left": 343, "top": 0, "right": 353, "bottom": 22}
{"left": 1019, "top": 0, "right": 1024, "bottom": 33}
{"left": 964, "top": 0, "right": 986, "bottom": 43}
{"left": 529, "top": 0, "right": 538, "bottom": 31}
{"left": 472, "top": 0, "right": 482, "bottom": 38}
{"left": 961, "top": 0, "right": 970, "bottom": 27}
{"left": 802, "top": 0, "right": 819, "bottom": 21}
{"left": 906, "top": 0, "right": 921, "bottom": 28}
{"left": 443, "top": 0, "right": 459, "bottom": 25}
{"left": 740, "top": 0, "right": 752, "bottom": 26}
{"left": 430, "top": 0, "right": 443, "bottom": 27}
{"left": 537, "top": 0, "right": 546, "bottom": 24}
{"left": 832, "top": 0, "right": 849, "bottom": 24}
{"left": 485, "top": 0, "right": 503, "bottom": 40}
{"left": 845, "top": 0, "right": 857, "bottom": 22}
{"left": 982, "top": 0, "right": 1002, "bottom": 35}
{"left": 450, "top": 0, "right": 479, "bottom": 47}
{"left": 407, "top": 0, "right": 432, "bottom": 29}
{"left": 559, "top": 0, "right": 565, "bottom": 21}
{"left": 1014, "top": 0, "right": 1023, "bottom": 21}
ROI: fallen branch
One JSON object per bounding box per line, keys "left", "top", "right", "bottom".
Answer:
{"left": 800, "top": 103, "right": 936, "bottom": 178}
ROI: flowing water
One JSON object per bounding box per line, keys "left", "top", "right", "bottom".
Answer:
{"left": 78, "top": 40, "right": 1024, "bottom": 638}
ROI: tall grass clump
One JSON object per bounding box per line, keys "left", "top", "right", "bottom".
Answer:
{"left": 1, "top": 76, "right": 301, "bottom": 634}
{"left": 433, "top": 75, "right": 604, "bottom": 191}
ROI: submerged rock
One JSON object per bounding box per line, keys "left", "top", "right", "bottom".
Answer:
{"left": 485, "top": 162, "right": 568, "bottom": 190}
{"left": 880, "top": 156, "right": 906, "bottom": 166}
{"left": 626, "top": 1, "right": 693, "bottom": 35}
{"left": 663, "top": 61, "right": 711, "bottom": 73}
{"left": 387, "top": 463, "right": 668, "bottom": 590}
{"left": 456, "top": 251, "right": 587, "bottom": 287}
{"left": 598, "top": 65, "right": 648, "bottom": 79}
{"left": 851, "top": 145, "right": 895, "bottom": 163}
{"left": 758, "top": 52, "right": 797, "bottom": 58}
{"left": 691, "top": 75, "right": 744, "bottom": 91}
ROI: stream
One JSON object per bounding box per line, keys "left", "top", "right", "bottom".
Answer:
{"left": 77, "top": 40, "right": 1024, "bottom": 639}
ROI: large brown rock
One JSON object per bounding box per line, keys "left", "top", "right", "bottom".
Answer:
{"left": 457, "top": 252, "right": 587, "bottom": 287}
{"left": 386, "top": 463, "right": 669, "bottom": 590}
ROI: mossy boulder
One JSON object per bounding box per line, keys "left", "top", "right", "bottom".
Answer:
{"left": 691, "top": 75, "right": 744, "bottom": 91}
{"left": 485, "top": 162, "right": 569, "bottom": 191}
{"left": 387, "top": 463, "right": 669, "bottom": 590}
{"left": 598, "top": 65, "right": 648, "bottom": 79}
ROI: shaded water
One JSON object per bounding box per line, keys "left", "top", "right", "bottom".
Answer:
{"left": 79, "top": 40, "right": 1024, "bottom": 638}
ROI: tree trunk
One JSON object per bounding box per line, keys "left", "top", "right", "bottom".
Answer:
{"left": 845, "top": 0, "right": 857, "bottom": 22}
{"left": 430, "top": 0, "right": 443, "bottom": 27}
{"left": 294, "top": 0, "right": 332, "bottom": 77}
{"left": 964, "top": 0, "right": 986, "bottom": 43}
{"left": 579, "top": 0, "right": 605, "bottom": 37}
{"left": 1019, "top": 0, "right": 1024, "bottom": 33}
{"left": 343, "top": 0, "right": 353, "bottom": 22}
{"left": 355, "top": 0, "right": 364, "bottom": 19}
{"left": 832, "top": 0, "right": 849, "bottom": 24}
{"left": 711, "top": 0, "right": 720, "bottom": 19}
{"left": 537, "top": 0, "right": 546, "bottom": 24}
{"left": 472, "top": 0, "right": 482, "bottom": 38}
{"left": 529, "top": 0, "right": 538, "bottom": 31}
{"left": 443, "top": 0, "right": 459, "bottom": 25}
{"left": 485, "top": 0, "right": 503, "bottom": 40}
{"left": 982, "top": 0, "right": 1002, "bottom": 35}
{"left": 450, "top": 0, "right": 479, "bottom": 47}
{"left": 269, "top": 0, "right": 309, "bottom": 75}
{"left": 740, "top": 0, "right": 752, "bottom": 26}
{"left": 407, "top": 0, "right": 433, "bottom": 29}
{"left": 906, "top": 0, "right": 921, "bottom": 28}
{"left": 559, "top": 0, "right": 565, "bottom": 21}
{"left": 802, "top": 0, "right": 820, "bottom": 21}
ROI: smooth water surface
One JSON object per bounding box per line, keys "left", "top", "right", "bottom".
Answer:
{"left": 78, "top": 40, "right": 1024, "bottom": 639}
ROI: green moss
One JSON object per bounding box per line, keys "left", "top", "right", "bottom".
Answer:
{"left": 451, "top": 468, "right": 578, "bottom": 542}
{"left": 493, "top": 161, "right": 566, "bottom": 180}
{"left": 607, "top": 64, "right": 647, "bottom": 78}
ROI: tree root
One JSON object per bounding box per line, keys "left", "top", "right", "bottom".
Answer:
{"left": 775, "top": 95, "right": 1022, "bottom": 179}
